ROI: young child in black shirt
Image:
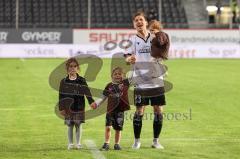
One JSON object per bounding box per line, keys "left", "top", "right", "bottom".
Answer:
{"left": 59, "top": 58, "right": 94, "bottom": 150}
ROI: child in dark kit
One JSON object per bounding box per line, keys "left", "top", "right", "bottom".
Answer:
{"left": 91, "top": 67, "right": 130, "bottom": 150}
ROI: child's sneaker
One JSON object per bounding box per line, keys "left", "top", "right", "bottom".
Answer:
{"left": 114, "top": 144, "right": 122, "bottom": 150}
{"left": 67, "top": 144, "right": 74, "bottom": 150}
{"left": 100, "top": 143, "right": 110, "bottom": 151}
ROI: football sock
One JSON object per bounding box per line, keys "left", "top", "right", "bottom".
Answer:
{"left": 153, "top": 138, "right": 158, "bottom": 143}
{"left": 133, "top": 113, "right": 143, "bottom": 139}
{"left": 68, "top": 125, "right": 74, "bottom": 144}
{"left": 76, "top": 124, "right": 82, "bottom": 145}
{"left": 153, "top": 113, "right": 163, "bottom": 139}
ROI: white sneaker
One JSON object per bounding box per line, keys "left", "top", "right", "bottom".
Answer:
{"left": 132, "top": 139, "right": 141, "bottom": 149}
{"left": 152, "top": 141, "right": 164, "bottom": 149}
{"left": 76, "top": 144, "right": 83, "bottom": 149}
{"left": 68, "top": 144, "right": 74, "bottom": 150}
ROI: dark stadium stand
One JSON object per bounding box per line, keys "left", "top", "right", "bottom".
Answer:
{"left": 0, "top": 0, "right": 16, "bottom": 28}
{"left": 0, "top": 0, "right": 188, "bottom": 28}
{"left": 161, "top": 0, "right": 188, "bottom": 28}
{"left": 18, "top": 0, "right": 88, "bottom": 28}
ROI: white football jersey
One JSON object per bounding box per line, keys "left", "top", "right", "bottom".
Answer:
{"left": 125, "top": 33, "right": 152, "bottom": 62}
{"left": 125, "top": 33, "right": 165, "bottom": 89}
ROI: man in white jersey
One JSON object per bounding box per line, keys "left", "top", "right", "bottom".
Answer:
{"left": 124, "top": 11, "right": 169, "bottom": 150}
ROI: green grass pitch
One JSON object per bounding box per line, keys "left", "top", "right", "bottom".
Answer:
{"left": 0, "top": 58, "right": 240, "bottom": 159}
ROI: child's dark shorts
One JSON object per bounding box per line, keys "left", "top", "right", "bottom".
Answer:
{"left": 105, "top": 111, "right": 124, "bottom": 131}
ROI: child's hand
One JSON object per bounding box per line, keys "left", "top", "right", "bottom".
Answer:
{"left": 90, "top": 102, "right": 98, "bottom": 109}
{"left": 126, "top": 55, "right": 136, "bottom": 64}
{"left": 151, "top": 33, "right": 156, "bottom": 38}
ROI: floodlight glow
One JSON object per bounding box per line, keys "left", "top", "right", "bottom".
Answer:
{"left": 206, "top": 6, "right": 218, "bottom": 12}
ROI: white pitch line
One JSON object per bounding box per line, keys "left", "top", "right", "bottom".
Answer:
{"left": 84, "top": 140, "right": 106, "bottom": 159}
{"left": 20, "top": 58, "right": 25, "bottom": 62}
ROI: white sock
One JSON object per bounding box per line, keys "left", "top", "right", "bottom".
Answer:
{"left": 76, "top": 124, "right": 82, "bottom": 145}
{"left": 153, "top": 138, "right": 158, "bottom": 143}
{"left": 68, "top": 125, "right": 74, "bottom": 144}
{"left": 135, "top": 138, "right": 140, "bottom": 143}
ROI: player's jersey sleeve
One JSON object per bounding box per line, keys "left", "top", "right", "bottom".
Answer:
{"left": 59, "top": 79, "right": 64, "bottom": 100}
{"left": 124, "top": 36, "right": 135, "bottom": 57}
{"left": 81, "top": 78, "right": 94, "bottom": 104}
{"left": 103, "top": 83, "right": 110, "bottom": 97}
{"left": 58, "top": 79, "right": 66, "bottom": 111}
{"left": 95, "top": 95, "right": 107, "bottom": 107}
